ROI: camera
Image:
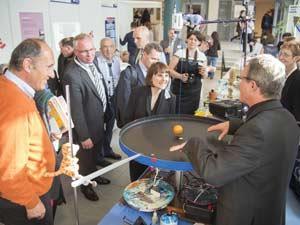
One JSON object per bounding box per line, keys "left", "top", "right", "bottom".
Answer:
{"left": 188, "top": 73, "right": 195, "bottom": 84}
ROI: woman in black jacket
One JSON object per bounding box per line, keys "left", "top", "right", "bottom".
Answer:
{"left": 125, "top": 62, "right": 176, "bottom": 181}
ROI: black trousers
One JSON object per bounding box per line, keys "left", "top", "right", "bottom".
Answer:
{"left": 242, "top": 32, "right": 253, "bottom": 53}
{"left": 77, "top": 141, "right": 102, "bottom": 176}
{"left": 0, "top": 193, "right": 53, "bottom": 225}
{"left": 102, "top": 97, "right": 115, "bottom": 157}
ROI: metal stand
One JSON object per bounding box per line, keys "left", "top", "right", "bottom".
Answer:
{"left": 175, "top": 171, "right": 183, "bottom": 191}
{"left": 66, "top": 85, "right": 80, "bottom": 225}
{"left": 71, "top": 154, "right": 141, "bottom": 188}
{"left": 243, "top": 1, "right": 249, "bottom": 66}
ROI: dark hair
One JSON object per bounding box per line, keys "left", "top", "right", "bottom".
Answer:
{"left": 211, "top": 31, "right": 219, "bottom": 43}
{"left": 282, "top": 32, "right": 292, "bottom": 38}
{"left": 145, "top": 62, "right": 169, "bottom": 86}
{"left": 9, "top": 38, "right": 44, "bottom": 71}
{"left": 60, "top": 37, "right": 74, "bottom": 47}
{"left": 143, "top": 42, "right": 162, "bottom": 55}
{"left": 130, "top": 22, "right": 137, "bottom": 28}
{"left": 187, "top": 31, "right": 205, "bottom": 42}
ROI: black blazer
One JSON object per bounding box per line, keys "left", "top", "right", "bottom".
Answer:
{"left": 62, "top": 60, "right": 109, "bottom": 144}
{"left": 281, "top": 69, "right": 300, "bottom": 121}
{"left": 119, "top": 31, "right": 137, "bottom": 57}
{"left": 183, "top": 100, "right": 299, "bottom": 225}
{"left": 124, "top": 86, "right": 176, "bottom": 125}
{"left": 115, "top": 63, "right": 145, "bottom": 127}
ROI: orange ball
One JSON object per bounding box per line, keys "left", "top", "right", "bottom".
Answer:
{"left": 173, "top": 125, "right": 183, "bottom": 136}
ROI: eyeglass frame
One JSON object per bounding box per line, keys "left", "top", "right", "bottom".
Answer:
{"left": 236, "top": 75, "right": 259, "bottom": 86}
{"left": 278, "top": 50, "right": 293, "bottom": 58}
{"left": 76, "top": 47, "right": 96, "bottom": 54}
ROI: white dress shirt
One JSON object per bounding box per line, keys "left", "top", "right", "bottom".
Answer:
{"left": 96, "top": 53, "right": 121, "bottom": 97}
{"left": 4, "top": 70, "right": 35, "bottom": 98}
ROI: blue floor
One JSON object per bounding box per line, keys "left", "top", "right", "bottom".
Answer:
{"left": 286, "top": 188, "right": 300, "bottom": 225}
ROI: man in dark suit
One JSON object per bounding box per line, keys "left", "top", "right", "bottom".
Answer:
{"left": 171, "top": 54, "right": 300, "bottom": 225}
{"left": 120, "top": 22, "right": 137, "bottom": 65}
{"left": 115, "top": 43, "right": 162, "bottom": 128}
{"left": 57, "top": 37, "right": 74, "bottom": 95}
{"left": 160, "top": 28, "right": 186, "bottom": 64}
{"left": 63, "top": 33, "right": 111, "bottom": 201}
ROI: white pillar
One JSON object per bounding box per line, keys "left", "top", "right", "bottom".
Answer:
{"left": 207, "top": 0, "right": 220, "bottom": 36}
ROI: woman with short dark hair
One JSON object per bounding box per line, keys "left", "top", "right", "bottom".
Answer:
{"left": 125, "top": 62, "right": 176, "bottom": 182}
{"left": 169, "top": 31, "right": 207, "bottom": 114}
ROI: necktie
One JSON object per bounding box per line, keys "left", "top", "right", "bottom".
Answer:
{"left": 135, "top": 49, "right": 143, "bottom": 64}
{"left": 107, "top": 62, "right": 115, "bottom": 97}
{"left": 89, "top": 64, "right": 107, "bottom": 111}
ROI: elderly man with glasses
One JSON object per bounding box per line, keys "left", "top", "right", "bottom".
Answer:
{"left": 170, "top": 54, "right": 300, "bottom": 225}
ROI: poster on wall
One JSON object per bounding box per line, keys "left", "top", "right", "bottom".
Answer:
{"left": 286, "top": 5, "right": 300, "bottom": 39}
{"left": 105, "top": 17, "right": 116, "bottom": 43}
{"left": 19, "top": 12, "right": 45, "bottom": 40}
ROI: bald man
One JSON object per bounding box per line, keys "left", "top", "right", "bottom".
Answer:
{"left": 132, "top": 26, "right": 166, "bottom": 65}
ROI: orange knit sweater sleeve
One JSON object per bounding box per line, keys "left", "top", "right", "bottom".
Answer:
{"left": 0, "top": 77, "right": 55, "bottom": 209}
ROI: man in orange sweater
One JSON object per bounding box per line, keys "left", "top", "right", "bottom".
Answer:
{"left": 0, "top": 38, "right": 56, "bottom": 224}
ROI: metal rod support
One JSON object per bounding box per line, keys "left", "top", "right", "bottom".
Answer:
{"left": 71, "top": 154, "right": 141, "bottom": 188}
{"left": 66, "top": 85, "right": 80, "bottom": 225}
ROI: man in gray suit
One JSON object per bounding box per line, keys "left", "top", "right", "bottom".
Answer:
{"left": 96, "top": 38, "right": 122, "bottom": 161}
{"left": 171, "top": 54, "right": 300, "bottom": 225}
{"left": 115, "top": 43, "right": 162, "bottom": 128}
{"left": 63, "top": 33, "right": 111, "bottom": 201}
{"left": 160, "top": 28, "right": 186, "bottom": 64}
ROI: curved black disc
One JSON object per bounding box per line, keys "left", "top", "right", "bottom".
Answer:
{"left": 119, "top": 114, "right": 221, "bottom": 171}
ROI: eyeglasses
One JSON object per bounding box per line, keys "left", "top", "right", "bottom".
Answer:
{"left": 278, "top": 51, "right": 293, "bottom": 58}
{"left": 77, "top": 48, "right": 96, "bottom": 54}
{"left": 237, "top": 75, "right": 259, "bottom": 86}
{"left": 237, "top": 75, "right": 252, "bottom": 81}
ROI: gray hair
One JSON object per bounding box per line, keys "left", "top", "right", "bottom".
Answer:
{"left": 135, "top": 26, "right": 150, "bottom": 41}
{"left": 247, "top": 54, "right": 285, "bottom": 99}
{"left": 100, "top": 37, "right": 114, "bottom": 48}
{"left": 9, "top": 38, "right": 44, "bottom": 71}
{"left": 73, "top": 33, "right": 92, "bottom": 49}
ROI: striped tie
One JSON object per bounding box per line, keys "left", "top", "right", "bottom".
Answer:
{"left": 89, "top": 64, "right": 107, "bottom": 111}
{"left": 107, "top": 62, "right": 115, "bottom": 97}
